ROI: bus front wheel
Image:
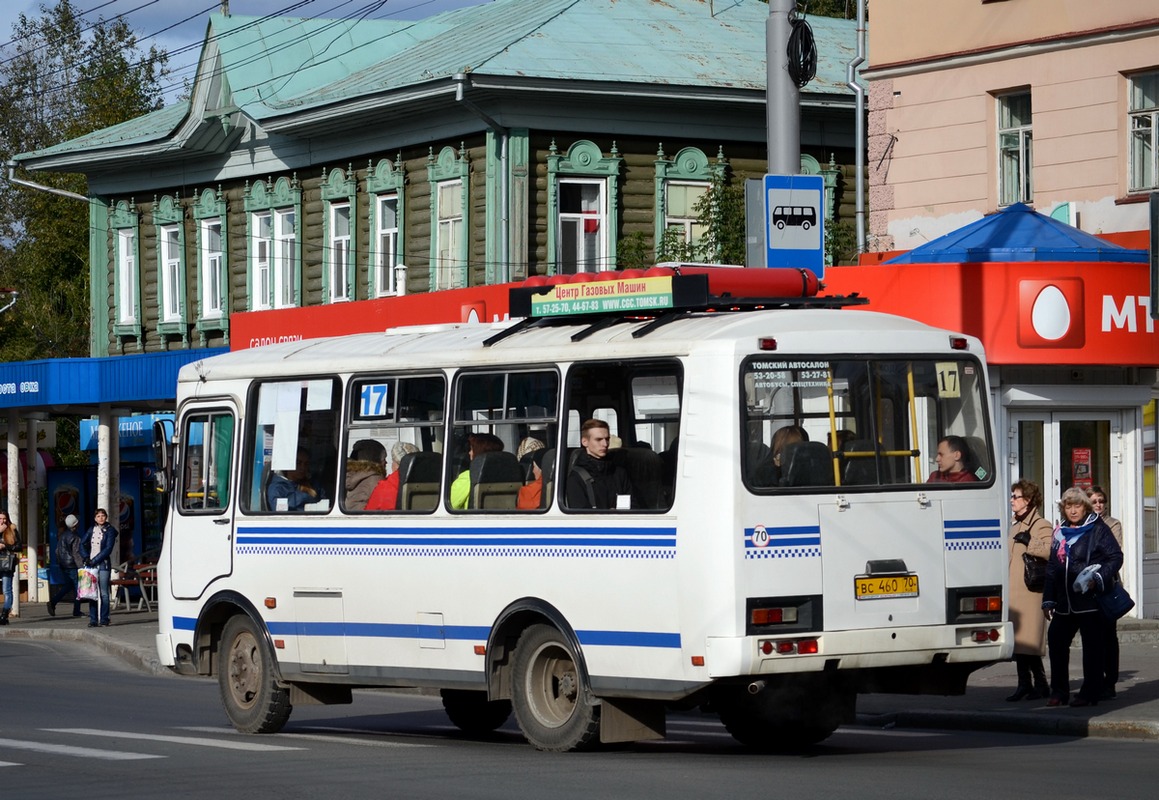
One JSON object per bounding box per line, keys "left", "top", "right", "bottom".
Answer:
{"left": 218, "top": 614, "right": 292, "bottom": 734}
{"left": 441, "top": 689, "right": 512, "bottom": 735}
{"left": 511, "top": 624, "right": 600, "bottom": 751}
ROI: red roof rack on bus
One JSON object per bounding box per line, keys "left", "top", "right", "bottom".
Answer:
{"left": 489, "top": 265, "right": 867, "bottom": 347}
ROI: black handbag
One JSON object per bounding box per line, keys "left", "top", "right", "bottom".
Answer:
{"left": 1022, "top": 552, "right": 1047, "bottom": 592}
{"left": 0, "top": 550, "right": 17, "bottom": 575}
{"left": 1098, "top": 581, "right": 1135, "bottom": 620}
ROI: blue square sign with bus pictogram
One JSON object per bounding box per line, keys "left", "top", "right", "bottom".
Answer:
{"left": 765, "top": 173, "right": 824, "bottom": 278}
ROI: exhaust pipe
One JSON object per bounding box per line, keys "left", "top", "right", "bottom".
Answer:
{"left": 747, "top": 680, "right": 767, "bottom": 695}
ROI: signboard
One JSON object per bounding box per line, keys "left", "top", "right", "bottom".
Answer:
{"left": 764, "top": 173, "right": 825, "bottom": 278}
{"left": 529, "top": 275, "right": 675, "bottom": 317}
{"left": 1072, "top": 447, "right": 1092, "bottom": 489}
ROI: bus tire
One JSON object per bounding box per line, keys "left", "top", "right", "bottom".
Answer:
{"left": 441, "top": 689, "right": 512, "bottom": 735}
{"left": 511, "top": 624, "right": 600, "bottom": 751}
{"left": 218, "top": 614, "right": 292, "bottom": 734}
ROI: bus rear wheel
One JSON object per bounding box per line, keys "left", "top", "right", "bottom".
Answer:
{"left": 511, "top": 624, "right": 600, "bottom": 751}
{"left": 218, "top": 614, "right": 292, "bottom": 734}
{"left": 441, "top": 689, "right": 512, "bottom": 735}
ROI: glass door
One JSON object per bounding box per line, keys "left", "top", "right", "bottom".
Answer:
{"left": 1010, "top": 410, "right": 1124, "bottom": 523}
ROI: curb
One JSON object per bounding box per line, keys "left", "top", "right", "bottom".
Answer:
{"left": 857, "top": 710, "right": 1159, "bottom": 741}
{"left": 0, "top": 627, "right": 170, "bottom": 677}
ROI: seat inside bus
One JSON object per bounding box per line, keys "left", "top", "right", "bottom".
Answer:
{"left": 397, "top": 450, "right": 441, "bottom": 510}
{"left": 780, "top": 440, "right": 836, "bottom": 487}
{"left": 607, "top": 446, "right": 665, "bottom": 509}
{"left": 469, "top": 451, "right": 522, "bottom": 509}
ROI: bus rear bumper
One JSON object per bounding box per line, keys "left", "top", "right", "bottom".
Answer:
{"left": 707, "top": 622, "right": 1013, "bottom": 684}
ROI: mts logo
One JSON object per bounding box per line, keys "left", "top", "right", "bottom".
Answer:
{"left": 1102, "top": 296, "right": 1157, "bottom": 334}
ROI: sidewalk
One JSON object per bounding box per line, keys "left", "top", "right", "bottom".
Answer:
{"left": 3, "top": 603, "right": 1158, "bottom": 741}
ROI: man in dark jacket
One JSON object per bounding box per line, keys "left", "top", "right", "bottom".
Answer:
{"left": 47, "top": 513, "right": 86, "bottom": 617}
{"left": 566, "top": 419, "right": 632, "bottom": 509}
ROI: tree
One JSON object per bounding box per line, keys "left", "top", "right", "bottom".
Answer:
{"left": 0, "top": 0, "right": 168, "bottom": 362}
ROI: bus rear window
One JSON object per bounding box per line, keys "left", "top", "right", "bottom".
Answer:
{"left": 742, "top": 357, "right": 992, "bottom": 491}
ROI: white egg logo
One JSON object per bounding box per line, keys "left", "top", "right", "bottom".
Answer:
{"left": 1031, "top": 284, "right": 1071, "bottom": 341}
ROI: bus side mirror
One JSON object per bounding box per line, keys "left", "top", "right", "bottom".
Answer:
{"left": 152, "top": 419, "right": 175, "bottom": 494}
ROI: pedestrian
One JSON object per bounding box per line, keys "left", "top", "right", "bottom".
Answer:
{"left": 0, "top": 510, "right": 22, "bottom": 626}
{"left": 1088, "top": 485, "right": 1124, "bottom": 699}
{"left": 47, "top": 514, "right": 86, "bottom": 618}
{"left": 1041, "top": 487, "right": 1122, "bottom": 707}
{"left": 81, "top": 508, "right": 119, "bottom": 628}
{"left": 1007, "top": 480, "right": 1052, "bottom": 700}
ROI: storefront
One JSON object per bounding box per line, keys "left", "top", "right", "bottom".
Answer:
{"left": 825, "top": 204, "right": 1157, "bottom": 617}
{"left": 0, "top": 348, "right": 225, "bottom": 610}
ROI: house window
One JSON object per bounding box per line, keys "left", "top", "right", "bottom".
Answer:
{"left": 374, "top": 194, "right": 399, "bottom": 296}
{"left": 328, "top": 201, "right": 351, "bottom": 302}
{"left": 160, "top": 224, "right": 182, "bottom": 323}
{"left": 998, "top": 91, "right": 1033, "bottom": 205}
{"left": 558, "top": 178, "right": 607, "bottom": 273}
{"left": 1130, "top": 72, "right": 1159, "bottom": 192}
{"left": 664, "top": 181, "right": 708, "bottom": 249}
{"left": 116, "top": 228, "right": 137, "bottom": 324}
{"left": 435, "top": 179, "right": 463, "bottom": 290}
{"left": 244, "top": 176, "right": 301, "bottom": 312}
{"left": 200, "top": 219, "right": 224, "bottom": 319}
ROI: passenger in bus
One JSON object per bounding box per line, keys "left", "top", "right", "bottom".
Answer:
{"left": 751, "top": 424, "right": 808, "bottom": 486}
{"left": 365, "top": 442, "right": 419, "bottom": 511}
{"left": 267, "top": 447, "right": 326, "bottom": 512}
{"left": 344, "top": 439, "right": 386, "bottom": 511}
{"left": 1007, "top": 479, "right": 1052, "bottom": 701}
{"left": 450, "top": 433, "right": 504, "bottom": 509}
{"left": 926, "top": 435, "right": 978, "bottom": 483}
{"left": 1042, "top": 487, "right": 1123, "bottom": 707}
{"left": 566, "top": 419, "right": 632, "bottom": 510}
{"left": 517, "top": 446, "right": 547, "bottom": 510}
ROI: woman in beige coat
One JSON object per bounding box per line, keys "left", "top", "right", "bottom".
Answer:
{"left": 1007, "top": 479, "right": 1054, "bottom": 700}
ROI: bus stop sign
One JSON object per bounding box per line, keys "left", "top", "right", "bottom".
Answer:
{"left": 764, "top": 174, "right": 824, "bottom": 278}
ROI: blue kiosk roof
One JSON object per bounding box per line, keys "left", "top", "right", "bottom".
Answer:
{"left": 0, "top": 348, "right": 227, "bottom": 411}
{"left": 885, "top": 203, "right": 1149, "bottom": 264}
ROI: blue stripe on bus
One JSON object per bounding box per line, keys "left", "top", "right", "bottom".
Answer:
{"left": 236, "top": 525, "right": 676, "bottom": 538}
{"left": 943, "top": 519, "right": 1003, "bottom": 552}
{"left": 743, "top": 526, "right": 822, "bottom": 549}
{"left": 237, "top": 535, "right": 674, "bottom": 547}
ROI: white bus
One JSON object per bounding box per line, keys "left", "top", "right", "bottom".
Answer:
{"left": 155, "top": 268, "right": 1010, "bottom": 751}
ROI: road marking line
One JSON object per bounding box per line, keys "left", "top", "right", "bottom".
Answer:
{"left": 179, "top": 725, "right": 431, "bottom": 748}
{"left": 42, "top": 729, "right": 304, "bottom": 752}
{"left": 0, "top": 737, "right": 161, "bottom": 761}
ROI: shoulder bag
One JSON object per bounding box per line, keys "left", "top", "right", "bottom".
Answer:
{"left": 1022, "top": 552, "right": 1047, "bottom": 593}
{"left": 1098, "top": 581, "right": 1135, "bottom": 620}
{"left": 0, "top": 550, "right": 18, "bottom": 576}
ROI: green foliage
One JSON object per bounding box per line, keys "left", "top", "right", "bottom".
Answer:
{"left": 825, "top": 219, "right": 859, "bottom": 266}
{"left": 617, "top": 231, "right": 654, "bottom": 271}
{"left": 0, "top": 0, "right": 168, "bottom": 362}
{"left": 694, "top": 173, "right": 748, "bottom": 266}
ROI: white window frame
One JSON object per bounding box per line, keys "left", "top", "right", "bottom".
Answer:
{"left": 328, "top": 201, "right": 352, "bottom": 302}
{"left": 251, "top": 211, "right": 273, "bottom": 311}
{"left": 664, "top": 180, "right": 709, "bottom": 248}
{"left": 997, "top": 91, "right": 1033, "bottom": 206}
{"left": 1129, "top": 71, "right": 1159, "bottom": 192}
{"left": 435, "top": 179, "right": 463, "bottom": 291}
{"left": 557, "top": 177, "right": 607, "bottom": 274}
{"left": 160, "top": 224, "right": 182, "bottom": 323}
{"left": 116, "top": 228, "right": 137, "bottom": 325}
{"left": 273, "top": 208, "right": 296, "bottom": 309}
{"left": 374, "top": 194, "right": 399, "bottom": 296}
{"left": 200, "top": 218, "right": 224, "bottom": 320}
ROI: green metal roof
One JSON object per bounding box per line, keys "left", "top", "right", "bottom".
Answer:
{"left": 16, "top": 0, "right": 861, "bottom": 163}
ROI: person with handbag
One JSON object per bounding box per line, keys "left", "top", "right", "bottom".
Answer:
{"left": 1007, "top": 480, "right": 1053, "bottom": 700}
{"left": 1041, "top": 487, "right": 1123, "bottom": 708}
{"left": 80, "top": 508, "right": 119, "bottom": 628}
{"left": 1088, "top": 485, "right": 1124, "bottom": 699}
{"left": 0, "top": 510, "right": 22, "bottom": 625}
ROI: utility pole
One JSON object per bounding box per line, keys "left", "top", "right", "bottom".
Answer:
{"left": 766, "top": 0, "right": 799, "bottom": 175}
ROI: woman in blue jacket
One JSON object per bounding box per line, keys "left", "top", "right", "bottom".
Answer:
{"left": 1041, "top": 487, "right": 1123, "bottom": 707}
{"left": 81, "top": 508, "right": 119, "bottom": 627}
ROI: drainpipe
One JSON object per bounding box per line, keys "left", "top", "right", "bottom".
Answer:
{"left": 454, "top": 73, "right": 510, "bottom": 283}
{"left": 6, "top": 159, "right": 88, "bottom": 202}
{"left": 846, "top": 0, "right": 867, "bottom": 253}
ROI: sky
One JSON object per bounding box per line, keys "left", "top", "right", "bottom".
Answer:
{"left": 0, "top": 0, "right": 493, "bottom": 103}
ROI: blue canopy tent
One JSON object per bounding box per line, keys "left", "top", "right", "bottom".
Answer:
{"left": 885, "top": 203, "right": 1148, "bottom": 264}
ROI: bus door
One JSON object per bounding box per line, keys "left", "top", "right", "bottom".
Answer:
{"left": 818, "top": 496, "right": 948, "bottom": 631}
{"left": 170, "top": 404, "right": 238, "bottom": 599}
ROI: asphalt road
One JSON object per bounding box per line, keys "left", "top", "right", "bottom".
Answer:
{"left": 2, "top": 638, "right": 1155, "bottom": 800}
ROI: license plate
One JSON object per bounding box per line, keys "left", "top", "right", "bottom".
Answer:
{"left": 854, "top": 573, "right": 919, "bottom": 600}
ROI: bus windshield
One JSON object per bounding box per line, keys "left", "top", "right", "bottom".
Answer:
{"left": 742, "top": 356, "right": 993, "bottom": 490}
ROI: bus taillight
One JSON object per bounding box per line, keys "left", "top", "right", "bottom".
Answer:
{"left": 959, "top": 596, "right": 1002, "bottom": 614}
{"left": 759, "top": 638, "right": 819, "bottom": 656}
{"left": 751, "top": 606, "right": 798, "bottom": 626}
{"left": 970, "top": 629, "right": 1001, "bottom": 643}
